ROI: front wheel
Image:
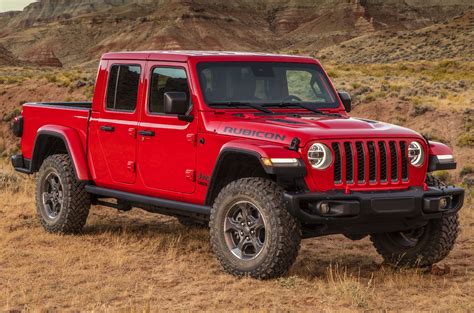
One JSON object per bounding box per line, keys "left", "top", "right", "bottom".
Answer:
{"left": 210, "top": 177, "right": 301, "bottom": 279}
{"left": 370, "top": 214, "right": 459, "bottom": 267}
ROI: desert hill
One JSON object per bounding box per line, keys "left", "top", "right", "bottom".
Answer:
{"left": 0, "top": 0, "right": 472, "bottom": 67}
{"left": 0, "top": 44, "right": 24, "bottom": 66}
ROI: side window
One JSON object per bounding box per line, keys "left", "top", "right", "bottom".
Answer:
{"left": 106, "top": 64, "right": 141, "bottom": 111}
{"left": 149, "top": 67, "right": 189, "bottom": 114}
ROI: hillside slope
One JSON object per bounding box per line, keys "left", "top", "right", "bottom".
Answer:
{"left": 0, "top": 0, "right": 471, "bottom": 67}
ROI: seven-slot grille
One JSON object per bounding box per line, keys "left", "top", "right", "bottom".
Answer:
{"left": 331, "top": 140, "right": 409, "bottom": 186}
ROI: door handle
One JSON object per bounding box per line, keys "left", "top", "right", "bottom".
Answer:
{"left": 138, "top": 130, "right": 155, "bottom": 137}
{"left": 100, "top": 125, "right": 115, "bottom": 132}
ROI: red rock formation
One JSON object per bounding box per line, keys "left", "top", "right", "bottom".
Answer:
{"left": 28, "top": 49, "right": 63, "bottom": 67}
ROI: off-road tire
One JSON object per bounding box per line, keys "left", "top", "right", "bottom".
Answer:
{"left": 370, "top": 174, "right": 459, "bottom": 267}
{"left": 210, "top": 177, "right": 301, "bottom": 279}
{"left": 370, "top": 214, "right": 459, "bottom": 267}
{"left": 36, "top": 154, "right": 91, "bottom": 233}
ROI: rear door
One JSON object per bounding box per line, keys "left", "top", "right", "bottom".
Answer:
{"left": 137, "top": 61, "right": 197, "bottom": 194}
{"left": 90, "top": 61, "right": 144, "bottom": 185}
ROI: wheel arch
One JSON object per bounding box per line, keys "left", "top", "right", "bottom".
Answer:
{"left": 31, "top": 125, "right": 91, "bottom": 181}
{"left": 204, "top": 141, "right": 307, "bottom": 206}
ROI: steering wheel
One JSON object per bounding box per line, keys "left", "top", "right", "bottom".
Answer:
{"left": 282, "top": 95, "right": 302, "bottom": 102}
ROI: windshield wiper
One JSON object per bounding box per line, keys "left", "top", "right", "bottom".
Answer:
{"left": 208, "top": 101, "right": 273, "bottom": 114}
{"left": 265, "top": 102, "right": 341, "bottom": 117}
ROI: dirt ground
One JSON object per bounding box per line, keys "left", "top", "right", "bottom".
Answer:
{"left": 0, "top": 160, "right": 473, "bottom": 312}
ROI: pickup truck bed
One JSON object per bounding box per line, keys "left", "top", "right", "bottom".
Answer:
{"left": 17, "top": 102, "right": 91, "bottom": 176}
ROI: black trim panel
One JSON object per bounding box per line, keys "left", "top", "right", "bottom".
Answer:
{"left": 428, "top": 155, "right": 456, "bottom": 171}
{"left": 11, "top": 154, "right": 32, "bottom": 174}
{"left": 25, "top": 102, "right": 92, "bottom": 110}
{"left": 11, "top": 115, "right": 23, "bottom": 137}
{"left": 85, "top": 185, "right": 211, "bottom": 216}
{"left": 31, "top": 131, "right": 71, "bottom": 172}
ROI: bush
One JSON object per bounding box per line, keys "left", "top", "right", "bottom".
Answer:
{"left": 2, "top": 109, "right": 21, "bottom": 122}
{"left": 457, "top": 132, "right": 474, "bottom": 147}
{"left": 460, "top": 166, "right": 474, "bottom": 178}
{"left": 0, "top": 171, "right": 19, "bottom": 192}
{"left": 433, "top": 170, "right": 451, "bottom": 184}
{"left": 410, "top": 104, "right": 434, "bottom": 117}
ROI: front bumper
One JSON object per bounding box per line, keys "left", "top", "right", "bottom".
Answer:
{"left": 284, "top": 185, "right": 464, "bottom": 237}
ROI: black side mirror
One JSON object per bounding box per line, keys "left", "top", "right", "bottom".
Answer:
{"left": 338, "top": 91, "right": 352, "bottom": 113}
{"left": 164, "top": 91, "right": 190, "bottom": 115}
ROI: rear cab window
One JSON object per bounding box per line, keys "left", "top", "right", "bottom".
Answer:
{"left": 106, "top": 64, "right": 141, "bottom": 112}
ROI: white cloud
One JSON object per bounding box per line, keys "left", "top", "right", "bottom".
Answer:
{"left": 0, "top": 0, "right": 37, "bottom": 13}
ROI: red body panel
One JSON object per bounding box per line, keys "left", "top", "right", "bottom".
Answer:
{"left": 428, "top": 141, "right": 453, "bottom": 156}
{"left": 20, "top": 104, "right": 91, "bottom": 180}
{"left": 18, "top": 51, "right": 455, "bottom": 206}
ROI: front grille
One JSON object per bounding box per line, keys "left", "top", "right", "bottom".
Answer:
{"left": 356, "top": 142, "right": 365, "bottom": 183}
{"left": 332, "top": 143, "right": 342, "bottom": 183}
{"left": 332, "top": 140, "right": 409, "bottom": 186}
{"left": 378, "top": 141, "right": 387, "bottom": 182}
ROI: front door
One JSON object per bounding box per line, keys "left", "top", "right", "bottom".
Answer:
{"left": 137, "top": 62, "right": 197, "bottom": 194}
{"left": 92, "top": 62, "right": 144, "bottom": 184}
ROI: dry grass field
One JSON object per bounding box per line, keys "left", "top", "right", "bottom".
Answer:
{"left": 0, "top": 158, "right": 473, "bottom": 312}
{"left": 0, "top": 60, "right": 472, "bottom": 313}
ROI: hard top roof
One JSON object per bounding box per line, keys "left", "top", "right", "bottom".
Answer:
{"left": 101, "top": 50, "right": 318, "bottom": 63}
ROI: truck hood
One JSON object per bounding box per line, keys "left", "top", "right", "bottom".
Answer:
{"left": 211, "top": 113, "right": 423, "bottom": 146}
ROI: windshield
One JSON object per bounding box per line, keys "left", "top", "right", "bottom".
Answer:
{"left": 197, "top": 62, "right": 339, "bottom": 109}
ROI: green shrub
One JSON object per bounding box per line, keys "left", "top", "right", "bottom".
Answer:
{"left": 460, "top": 166, "right": 474, "bottom": 178}
{"left": 433, "top": 170, "right": 451, "bottom": 184}
{"left": 44, "top": 73, "right": 58, "bottom": 83}
{"left": 457, "top": 132, "right": 474, "bottom": 147}
{"left": 410, "top": 104, "right": 434, "bottom": 117}
{"left": 2, "top": 109, "right": 21, "bottom": 122}
{"left": 350, "top": 82, "right": 361, "bottom": 89}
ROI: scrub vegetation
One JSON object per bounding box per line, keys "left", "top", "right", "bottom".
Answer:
{"left": 0, "top": 159, "right": 472, "bottom": 311}
{"left": 0, "top": 62, "right": 473, "bottom": 311}
{"left": 0, "top": 42, "right": 473, "bottom": 313}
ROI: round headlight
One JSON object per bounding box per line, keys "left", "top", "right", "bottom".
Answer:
{"left": 408, "top": 141, "right": 424, "bottom": 167}
{"left": 308, "top": 143, "right": 332, "bottom": 169}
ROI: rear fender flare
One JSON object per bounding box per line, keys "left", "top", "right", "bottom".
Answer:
{"left": 32, "top": 125, "right": 91, "bottom": 180}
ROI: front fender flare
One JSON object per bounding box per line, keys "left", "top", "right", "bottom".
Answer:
{"left": 32, "top": 125, "right": 91, "bottom": 180}
{"left": 427, "top": 141, "right": 456, "bottom": 171}
{"left": 204, "top": 139, "right": 306, "bottom": 206}
{"left": 219, "top": 139, "right": 306, "bottom": 174}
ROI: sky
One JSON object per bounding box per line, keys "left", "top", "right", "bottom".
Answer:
{"left": 0, "top": 0, "right": 37, "bottom": 13}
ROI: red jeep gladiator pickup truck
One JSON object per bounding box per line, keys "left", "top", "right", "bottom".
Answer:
{"left": 12, "top": 51, "right": 464, "bottom": 279}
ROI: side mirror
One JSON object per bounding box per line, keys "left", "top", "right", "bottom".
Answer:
{"left": 338, "top": 91, "right": 352, "bottom": 113}
{"left": 164, "top": 92, "right": 189, "bottom": 115}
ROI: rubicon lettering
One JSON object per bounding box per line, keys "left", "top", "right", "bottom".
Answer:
{"left": 223, "top": 126, "right": 286, "bottom": 142}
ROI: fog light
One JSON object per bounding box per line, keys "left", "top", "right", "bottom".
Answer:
{"left": 439, "top": 197, "right": 449, "bottom": 210}
{"left": 318, "top": 202, "right": 331, "bottom": 215}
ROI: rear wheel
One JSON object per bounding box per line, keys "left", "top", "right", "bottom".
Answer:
{"left": 210, "top": 177, "right": 301, "bottom": 279}
{"left": 36, "top": 154, "right": 91, "bottom": 233}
